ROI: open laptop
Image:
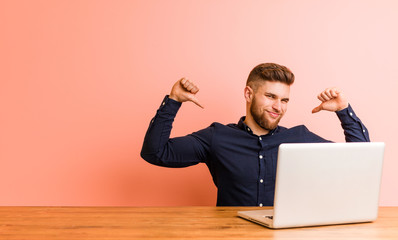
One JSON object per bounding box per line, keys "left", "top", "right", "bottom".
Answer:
{"left": 238, "top": 142, "right": 385, "bottom": 229}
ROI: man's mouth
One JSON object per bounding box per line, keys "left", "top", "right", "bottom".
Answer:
{"left": 267, "top": 111, "right": 280, "bottom": 118}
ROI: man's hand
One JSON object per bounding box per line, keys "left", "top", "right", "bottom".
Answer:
{"left": 169, "top": 78, "right": 204, "bottom": 108}
{"left": 312, "top": 87, "right": 348, "bottom": 113}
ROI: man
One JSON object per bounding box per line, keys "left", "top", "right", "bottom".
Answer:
{"left": 141, "top": 63, "right": 370, "bottom": 206}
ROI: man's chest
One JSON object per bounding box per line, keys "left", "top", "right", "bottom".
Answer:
{"left": 210, "top": 138, "right": 280, "bottom": 183}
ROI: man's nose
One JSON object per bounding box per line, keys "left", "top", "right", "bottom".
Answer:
{"left": 272, "top": 100, "right": 282, "bottom": 112}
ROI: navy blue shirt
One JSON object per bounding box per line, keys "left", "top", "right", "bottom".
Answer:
{"left": 141, "top": 96, "right": 370, "bottom": 206}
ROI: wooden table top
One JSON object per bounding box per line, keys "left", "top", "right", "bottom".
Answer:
{"left": 0, "top": 206, "right": 397, "bottom": 239}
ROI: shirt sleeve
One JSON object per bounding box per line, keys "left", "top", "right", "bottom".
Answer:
{"left": 335, "top": 104, "right": 370, "bottom": 142}
{"left": 140, "top": 95, "right": 212, "bottom": 168}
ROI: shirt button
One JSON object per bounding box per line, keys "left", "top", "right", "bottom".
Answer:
{"left": 363, "top": 129, "right": 366, "bottom": 133}
{"left": 259, "top": 155, "right": 263, "bottom": 159}
{"left": 349, "top": 112, "right": 353, "bottom": 116}
{"left": 260, "top": 179, "right": 264, "bottom": 183}
{"left": 259, "top": 203, "right": 263, "bottom": 207}
{"left": 259, "top": 137, "right": 262, "bottom": 141}
{"left": 162, "top": 102, "right": 165, "bottom": 106}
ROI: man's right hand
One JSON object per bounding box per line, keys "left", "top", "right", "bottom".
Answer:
{"left": 169, "top": 78, "right": 204, "bottom": 108}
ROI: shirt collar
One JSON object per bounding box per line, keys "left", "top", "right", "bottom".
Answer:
{"left": 237, "top": 116, "right": 278, "bottom": 136}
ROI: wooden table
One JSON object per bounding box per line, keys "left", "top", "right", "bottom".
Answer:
{"left": 0, "top": 207, "right": 397, "bottom": 239}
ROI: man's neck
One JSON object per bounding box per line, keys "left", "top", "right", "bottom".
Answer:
{"left": 243, "top": 116, "right": 270, "bottom": 136}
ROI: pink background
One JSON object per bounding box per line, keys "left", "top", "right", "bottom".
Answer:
{"left": 1, "top": 0, "right": 397, "bottom": 206}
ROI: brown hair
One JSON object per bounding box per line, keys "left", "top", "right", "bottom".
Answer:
{"left": 246, "top": 63, "right": 295, "bottom": 90}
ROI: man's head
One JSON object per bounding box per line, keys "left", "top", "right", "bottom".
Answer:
{"left": 244, "top": 63, "right": 295, "bottom": 135}
{"left": 246, "top": 63, "right": 295, "bottom": 90}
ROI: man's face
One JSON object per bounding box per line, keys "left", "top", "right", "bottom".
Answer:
{"left": 249, "top": 81, "right": 290, "bottom": 131}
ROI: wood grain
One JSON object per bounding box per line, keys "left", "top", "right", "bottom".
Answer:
{"left": 0, "top": 207, "right": 397, "bottom": 239}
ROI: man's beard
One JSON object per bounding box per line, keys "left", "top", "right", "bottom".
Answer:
{"left": 250, "top": 98, "right": 282, "bottom": 131}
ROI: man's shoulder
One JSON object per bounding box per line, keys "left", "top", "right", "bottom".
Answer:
{"left": 278, "top": 124, "right": 307, "bottom": 130}
{"left": 276, "top": 124, "right": 330, "bottom": 143}
{"left": 203, "top": 122, "right": 311, "bottom": 134}
{"left": 277, "top": 125, "right": 310, "bottom": 134}
{"left": 192, "top": 121, "right": 239, "bottom": 133}
{"left": 210, "top": 122, "right": 241, "bottom": 130}
{"left": 207, "top": 123, "right": 311, "bottom": 132}
{"left": 191, "top": 121, "right": 243, "bottom": 138}
{"left": 204, "top": 121, "right": 247, "bottom": 133}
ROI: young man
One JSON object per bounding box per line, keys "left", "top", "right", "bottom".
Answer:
{"left": 141, "top": 63, "right": 370, "bottom": 206}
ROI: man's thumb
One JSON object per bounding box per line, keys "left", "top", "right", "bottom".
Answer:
{"left": 312, "top": 104, "right": 322, "bottom": 114}
{"left": 190, "top": 96, "right": 204, "bottom": 109}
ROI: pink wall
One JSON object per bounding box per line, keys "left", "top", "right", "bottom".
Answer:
{"left": 1, "top": 0, "right": 397, "bottom": 206}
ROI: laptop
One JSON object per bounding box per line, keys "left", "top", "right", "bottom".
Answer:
{"left": 238, "top": 142, "right": 385, "bottom": 229}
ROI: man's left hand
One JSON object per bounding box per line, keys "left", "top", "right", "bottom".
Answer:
{"left": 312, "top": 87, "right": 349, "bottom": 113}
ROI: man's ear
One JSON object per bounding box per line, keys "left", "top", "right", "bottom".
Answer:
{"left": 244, "top": 86, "right": 254, "bottom": 103}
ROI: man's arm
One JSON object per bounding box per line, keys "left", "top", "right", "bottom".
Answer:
{"left": 312, "top": 87, "right": 370, "bottom": 142}
{"left": 335, "top": 104, "right": 370, "bottom": 142}
{"left": 140, "top": 78, "right": 211, "bottom": 167}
